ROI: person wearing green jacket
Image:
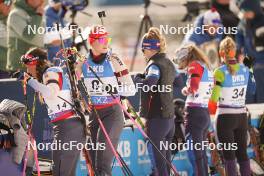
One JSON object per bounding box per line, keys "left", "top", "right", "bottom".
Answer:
{"left": 0, "top": 0, "right": 12, "bottom": 77}
{"left": 209, "top": 36, "right": 253, "bottom": 176}
{"left": 6, "top": 0, "right": 44, "bottom": 72}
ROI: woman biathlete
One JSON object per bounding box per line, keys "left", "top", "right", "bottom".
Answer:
{"left": 22, "top": 47, "right": 86, "bottom": 176}
{"left": 174, "top": 45, "right": 214, "bottom": 176}
{"left": 209, "top": 36, "right": 251, "bottom": 176}
{"left": 135, "top": 27, "right": 176, "bottom": 176}
{"left": 76, "top": 25, "right": 135, "bottom": 176}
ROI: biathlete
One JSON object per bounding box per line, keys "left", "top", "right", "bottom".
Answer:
{"left": 209, "top": 36, "right": 252, "bottom": 176}
{"left": 174, "top": 45, "right": 214, "bottom": 176}
{"left": 21, "top": 47, "right": 86, "bottom": 176}
{"left": 134, "top": 27, "right": 176, "bottom": 176}
{"left": 75, "top": 25, "right": 136, "bottom": 176}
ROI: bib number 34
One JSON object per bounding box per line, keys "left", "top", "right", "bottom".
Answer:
{"left": 232, "top": 88, "right": 245, "bottom": 99}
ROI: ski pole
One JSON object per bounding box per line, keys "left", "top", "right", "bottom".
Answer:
{"left": 82, "top": 61, "right": 179, "bottom": 176}
{"left": 78, "top": 80, "right": 133, "bottom": 176}
{"left": 22, "top": 80, "right": 40, "bottom": 176}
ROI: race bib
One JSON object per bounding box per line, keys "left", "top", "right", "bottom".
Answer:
{"left": 45, "top": 90, "right": 73, "bottom": 115}
{"left": 83, "top": 76, "right": 119, "bottom": 96}
{"left": 220, "top": 85, "right": 247, "bottom": 107}
{"left": 186, "top": 69, "right": 213, "bottom": 107}
{"left": 186, "top": 81, "right": 213, "bottom": 106}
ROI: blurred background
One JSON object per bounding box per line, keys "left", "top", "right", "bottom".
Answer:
{"left": 65, "top": 0, "right": 215, "bottom": 71}
{"left": 1, "top": 0, "right": 255, "bottom": 73}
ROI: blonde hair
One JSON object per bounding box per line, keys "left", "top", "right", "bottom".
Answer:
{"left": 219, "top": 36, "right": 237, "bottom": 75}
{"left": 142, "top": 27, "right": 166, "bottom": 53}
{"left": 180, "top": 45, "right": 211, "bottom": 70}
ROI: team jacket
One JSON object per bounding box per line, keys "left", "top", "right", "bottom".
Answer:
{"left": 77, "top": 50, "right": 136, "bottom": 109}
{"left": 186, "top": 61, "right": 214, "bottom": 108}
{"left": 28, "top": 67, "right": 74, "bottom": 122}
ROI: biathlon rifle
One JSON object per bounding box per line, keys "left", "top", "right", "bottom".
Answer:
{"left": 56, "top": 23, "right": 88, "bottom": 133}
{"left": 56, "top": 23, "right": 95, "bottom": 176}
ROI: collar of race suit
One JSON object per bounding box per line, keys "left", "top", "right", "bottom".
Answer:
{"left": 148, "top": 52, "right": 167, "bottom": 62}
{"left": 90, "top": 50, "right": 107, "bottom": 64}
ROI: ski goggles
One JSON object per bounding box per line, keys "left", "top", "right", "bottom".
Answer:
{"left": 20, "top": 54, "right": 39, "bottom": 66}
{"left": 174, "top": 47, "right": 190, "bottom": 64}
{"left": 141, "top": 39, "right": 160, "bottom": 51}
{"left": 98, "top": 37, "right": 112, "bottom": 44}
{"left": 89, "top": 36, "right": 112, "bottom": 45}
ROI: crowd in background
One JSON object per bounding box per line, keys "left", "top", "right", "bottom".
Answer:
{"left": 0, "top": 0, "right": 263, "bottom": 103}
{"left": 0, "top": 0, "right": 264, "bottom": 175}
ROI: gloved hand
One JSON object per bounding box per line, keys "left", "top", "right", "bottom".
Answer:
{"left": 12, "top": 71, "right": 24, "bottom": 80}
{"left": 23, "top": 72, "right": 33, "bottom": 84}
{"left": 181, "top": 86, "right": 190, "bottom": 96}
{"left": 134, "top": 73, "right": 145, "bottom": 82}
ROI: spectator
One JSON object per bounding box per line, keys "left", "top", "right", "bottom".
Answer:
{"left": 236, "top": 0, "right": 264, "bottom": 103}
{"left": 44, "top": 0, "right": 72, "bottom": 65}
{"left": 6, "top": 0, "right": 44, "bottom": 72}
{"left": 211, "top": 0, "right": 239, "bottom": 38}
{"left": 183, "top": 9, "right": 223, "bottom": 69}
{"left": 183, "top": 9, "right": 223, "bottom": 46}
{"left": 0, "top": 0, "right": 12, "bottom": 78}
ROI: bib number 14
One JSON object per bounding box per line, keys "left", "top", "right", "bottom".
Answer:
{"left": 57, "top": 102, "right": 67, "bottom": 110}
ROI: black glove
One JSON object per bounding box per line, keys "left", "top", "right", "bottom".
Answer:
{"left": 243, "top": 55, "right": 254, "bottom": 68}
{"left": 12, "top": 71, "right": 24, "bottom": 80}
{"left": 134, "top": 73, "right": 144, "bottom": 82}
{"left": 134, "top": 73, "right": 145, "bottom": 82}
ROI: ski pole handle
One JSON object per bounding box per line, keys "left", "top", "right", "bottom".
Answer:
{"left": 97, "top": 11, "right": 106, "bottom": 25}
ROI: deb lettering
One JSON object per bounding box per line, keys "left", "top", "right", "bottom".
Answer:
{"left": 88, "top": 65, "right": 104, "bottom": 73}
{"left": 232, "top": 75, "right": 245, "bottom": 83}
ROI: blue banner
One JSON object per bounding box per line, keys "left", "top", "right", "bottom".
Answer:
{"left": 76, "top": 127, "right": 194, "bottom": 176}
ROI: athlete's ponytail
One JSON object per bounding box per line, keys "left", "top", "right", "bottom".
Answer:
{"left": 175, "top": 45, "right": 210, "bottom": 70}
{"left": 143, "top": 27, "right": 166, "bottom": 53}
{"left": 190, "top": 45, "right": 211, "bottom": 70}
{"left": 219, "top": 36, "right": 237, "bottom": 75}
